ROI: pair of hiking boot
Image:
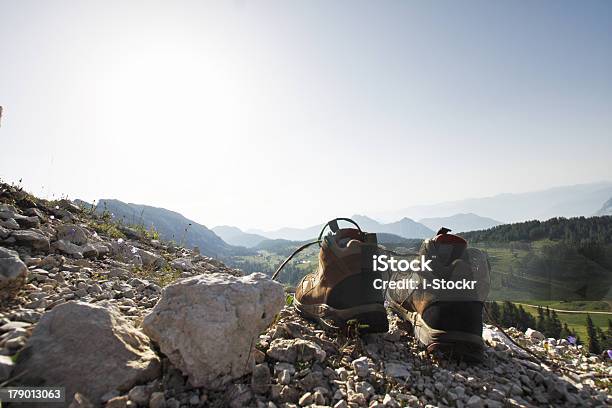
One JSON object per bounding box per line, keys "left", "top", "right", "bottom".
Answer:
{"left": 286, "top": 218, "right": 490, "bottom": 363}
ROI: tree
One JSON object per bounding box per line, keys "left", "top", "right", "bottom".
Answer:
{"left": 488, "top": 302, "right": 501, "bottom": 325}
{"left": 536, "top": 306, "right": 546, "bottom": 333}
{"left": 559, "top": 322, "right": 571, "bottom": 340}
{"left": 549, "top": 310, "right": 562, "bottom": 338}
{"left": 517, "top": 305, "right": 535, "bottom": 331}
{"left": 586, "top": 314, "right": 601, "bottom": 355}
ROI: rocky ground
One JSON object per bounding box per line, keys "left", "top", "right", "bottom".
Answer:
{"left": 0, "top": 182, "right": 610, "bottom": 408}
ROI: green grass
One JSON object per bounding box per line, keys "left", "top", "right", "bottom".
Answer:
{"left": 524, "top": 300, "right": 611, "bottom": 312}
{"left": 475, "top": 240, "right": 612, "bottom": 302}
{"left": 89, "top": 220, "right": 126, "bottom": 239}
{"left": 517, "top": 303, "right": 610, "bottom": 340}
{"left": 131, "top": 264, "right": 182, "bottom": 287}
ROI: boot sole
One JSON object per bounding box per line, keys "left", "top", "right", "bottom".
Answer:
{"left": 387, "top": 298, "right": 484, "bottom": 363}
{"left": 293, "top": 298, "right": 389, "bottom": 333}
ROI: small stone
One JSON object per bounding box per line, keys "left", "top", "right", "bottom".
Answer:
{"left": 279, "top": 386, "right": 300, "bottom": 404}
{"left": 347, "top": 391, "right": 367, "bottom": 405}
{"left": 101, "top": 390, "right": 120, "bottom": 404}
{"left": 334, "top": 400, "right": 348, "bottom": 408}
{"left": 313, "top": 390, "right": 326, "bottom": 405}
{"left": 355, "top": 381, "right": 375, "bottom": 399}
{"left": 384, "top": 362, "right": 411, "bottom": 379}
{"left": 228, "top": 384, "right": 252, "bottom": 408}
{"left": 352, "top": 356, "right": 369, "bottom": 377}
{"left": 383, "top": 394, "right": 400, "bottom": 408}
{"left": 274, "top": 362, "right": 296, "bottom": 375}
{"left": 466, "top": 395, "right": 484, "bottom": 408}
{"left": 0, "top": 321, "right": 31, "bottom": 332}
{"left": 299, "top": 392, "right": 313, "bottom": 406}
{"left": 267, "top": 338, "right": 326, "bottom": 363}
{"left": 251, "top": 363, "right": 271, "bottom": 394}
{"left": 105, "top": 396, "right": 129, "bottom": 408}
{"left": 0, "top": 247, "right": 28, "bottom": 295}
{"left": 69, "top": 392, "right": 94, "bottom": 408}
{"left": 149, "top": 392, "right": 166, "bottom": 408}
{"left": 165, "top": 398, "right": 180, "bottom": 408}
{"left": 189, "top": 394, "right": 200, "bottom": 405}
{"left": 279, "top": 369, "right": 291, "bottom": 385}
{"left": 252, "top": 348, "right": 266, "bottom": 364}
{"left": 454, "top": 386, "right": 465, "bottom": 397}
{"left": 525, "top": 328, "right": 545, "bottom": 341}
{"left": 335, "top": 367, "right": 349, "bottom": 381}
{"left": 484, "top": 399, "right": 503, "bottom": 408}
{"left": 128, "top": 385, "right": 151, "bottom": 405}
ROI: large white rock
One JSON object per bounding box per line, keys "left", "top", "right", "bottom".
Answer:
{"left": 14, "top": 301, "right": 160, "bottom": 405}
{"left": 143, "top": 272, "right": 285, "bottom": 389}
{"left": 0, "top": 247, "right": 28, "bottom": 295}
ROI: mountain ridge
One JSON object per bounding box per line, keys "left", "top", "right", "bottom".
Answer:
{"left": 212, "top": 225, "right": 267, "bottom": 248}
{"left": 419, "top": 213, "right": 503, "bottom": 232}
{"left": 246, "top": 215, "right": 434, "bottom": 241}
{"left": 77, "top": 198, "right": 241, "bottom": 257}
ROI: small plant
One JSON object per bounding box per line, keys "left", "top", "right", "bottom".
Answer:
{"left": 295, "top": 360, "right": 311, "bottom": 371}
{"left": 89, "top": 220, "right": 125, "bottom": 239}
{"left": 346, "top": 319, "right": 370, "bottom": 338}
{"left": 132, "top": 263, "right": 182, "bottom": 287}
{"left": 131, "top": 223, "right": 160, "bottom": 241}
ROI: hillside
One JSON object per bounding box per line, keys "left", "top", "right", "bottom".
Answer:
{"left": 457, "top": 216, "right": 612, "bottom": 303}
{"left": 460, "top": 216, "right": 612, "bottom": 243}
{"left": 78, "top": 199, "right": 242, "bottom": 258}
{"left": 419, "top": 213, "right": 502, "bottom": 233}
{"left": 0, "top": 182, "right": 610, "bottom": 407}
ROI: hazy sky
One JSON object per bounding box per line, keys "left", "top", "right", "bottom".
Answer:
{"left": 1, "top": 1, "right": 611, "bottom": 230}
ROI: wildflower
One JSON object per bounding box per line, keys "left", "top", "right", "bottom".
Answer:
{"left": 50, "top": 215, "right": 55, "bottom": 220}
{"left": 131, "top": 246, "right": 138, "bottom": 254}
{"left": 55, "top": 205, "right": 59, "bottom": 210}
{"left": 567, "top": 336, "right": 577, "bottom": 345}
{"left": 607, "top": 350, "right": 612, "bottom": 360}
{"left": 117, "top": 238, "right": 124, "bottom": 244}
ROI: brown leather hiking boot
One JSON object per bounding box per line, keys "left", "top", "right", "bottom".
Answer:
{"left": 385, "top": 228, "right": 490, "bottom": 362}
{"left": 293, "top": 219, "right": 389, "bottom": 333}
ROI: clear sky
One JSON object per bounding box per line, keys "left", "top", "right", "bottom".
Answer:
{"left": 1, "top": 0, "right": 611, "bottom": 230}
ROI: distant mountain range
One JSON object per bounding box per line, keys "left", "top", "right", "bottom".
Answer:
{"left": 77, "top": 199, "right": 241, "bottom": 257}
{"left": 419, "top": 213, "right": 502, "bottom": 232}
{"left": 212, "top": 226, "right": 267, "bottom": 248}
{"left": 377, "top": 181, "right": 612, "bottom": 223}
{"left": 243, "top": 215, "right": 434, "bottom": 243}
{"left": 239, "top": 213, "right": 504, "bottom": 243}
{"left": 77, "top": 182, "right": 612, "bottom": 256}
